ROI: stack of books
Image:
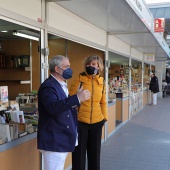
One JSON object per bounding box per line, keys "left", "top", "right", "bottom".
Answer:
{"left": 24, "top": 115, "right": 38, "bottom": 126}
{"left": 26, "top": 123, "right": 34, "bottom": 134}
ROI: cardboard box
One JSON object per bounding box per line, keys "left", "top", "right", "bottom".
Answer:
{"left": 0, "top": 86, "right": 8, "bottom": 103}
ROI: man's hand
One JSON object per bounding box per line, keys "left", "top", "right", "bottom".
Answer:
{"left": 77, "top": 87, "right": 91, "bottom": 102}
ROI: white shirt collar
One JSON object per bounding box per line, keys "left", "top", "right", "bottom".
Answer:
{"left": 51, "top": 74, "right": 68, "bottom": 96}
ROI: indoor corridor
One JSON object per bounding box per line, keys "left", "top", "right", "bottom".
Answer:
{"left": 101, "top": 97, "right": 170, "bottom": 170}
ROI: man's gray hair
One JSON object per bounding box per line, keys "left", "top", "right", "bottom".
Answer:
{"left": 49, "top": 55, "right": 69, "bottom": 73}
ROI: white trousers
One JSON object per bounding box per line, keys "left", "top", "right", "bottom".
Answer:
{"left": 152, "top": 93, "right": 157, "bottom": 105}
{"left": 40, "top": 150, "right": 68, "bottom": 170}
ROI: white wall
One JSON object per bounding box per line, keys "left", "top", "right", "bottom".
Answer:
{"left": 48, "top": 3, "right": 106, "bottom": 49}
{"left": 0, "top": 0, "right": 42, "bottom": 21}
{"left": 108, "top": 35, "right": 130, "bottom": 56}
{"left": 131, "top": 47, "right": 143, "bottom": 60}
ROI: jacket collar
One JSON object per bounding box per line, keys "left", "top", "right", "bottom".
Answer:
{"left": 80, "top": 72, "right": 103, "bottom": 85}
{"left": 84, "top": 71, "right": 100, "bottom": 79}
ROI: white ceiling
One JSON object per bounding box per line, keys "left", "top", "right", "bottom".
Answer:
{"left": 50, "top": 0, "right": 169, "bottom": 60}
{"left": 1, "top": 0, "right": 169, "bottom": 62}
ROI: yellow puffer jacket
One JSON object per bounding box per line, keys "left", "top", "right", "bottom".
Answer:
{"left": 69, "top": 72, "right": 108, "bottom": 124}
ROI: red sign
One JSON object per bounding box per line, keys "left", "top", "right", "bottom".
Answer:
{"left": 154, "top": 18, "right": 165, "bottom": 32}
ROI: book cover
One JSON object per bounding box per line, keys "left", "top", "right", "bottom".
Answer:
{"left": 10, "top": 111, "right": 25, "bottom": 123}
{"left": 0, "top": 115, "right": 6, "bottom": 123}
{"left": 26, "top": 124, "right": 34, "bottom": 133}
{"left": 9, "top": 124, "right": 18, "bottom": 140}
{"left": 0, "top": 86, "right": 8, "bottom": 103}
{"left": 0, "top": 123, "right": 11, "bottom": 142}
{"left": 9, "top": 125, "right": 14, "bottom": 140}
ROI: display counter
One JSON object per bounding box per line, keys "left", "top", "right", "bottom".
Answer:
{"left": 129, "top": 90, "right": 143, "bottom": 118}
{"left": 108, "top": 99, "right": 116, "bottom": 137}
{"left": 143, "top": 88, "right": 149, "bottom": 106}
{"left": 0, "top": 132, "right": 41, "bottom": 170}
{"left": 116, "top": 95, "right": 129, "bottom": 125}
{"left": 108, "top": 91, "right": 128, "bottom": 102}
{"left": 122, "top": 97, "right": 129, "bottom": 122}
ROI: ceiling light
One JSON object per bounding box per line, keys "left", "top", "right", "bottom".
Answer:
{"left": 1, "top": 30, "right": 8, "bottom": 33}
{"left": 13, "top": 31, "right": 39, "bottom": 41}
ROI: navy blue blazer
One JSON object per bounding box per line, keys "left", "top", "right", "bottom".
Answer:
{"left": 37, "top": 75, "right": 79, "bottom": 152}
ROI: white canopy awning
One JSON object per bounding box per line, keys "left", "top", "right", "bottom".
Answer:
{"left": 48, "top": 0, "right": 170, "bottom": 61}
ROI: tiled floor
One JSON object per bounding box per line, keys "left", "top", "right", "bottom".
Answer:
{"left": 101, "top": 97, "right": 170, "bottom": 170}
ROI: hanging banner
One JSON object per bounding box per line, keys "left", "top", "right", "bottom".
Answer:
{"left": 145, "top": 54, "right": 155, "bottom": 62}
{"left": 154, "top": 18, "right": 165, "bottom": 32}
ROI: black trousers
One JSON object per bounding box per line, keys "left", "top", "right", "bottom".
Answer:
{"left": 72, "top": 120, "right": 105, "bottom": 170}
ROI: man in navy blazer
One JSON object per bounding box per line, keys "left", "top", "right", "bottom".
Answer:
{"left": 37, "top": 55, "right": 91, "bottom": 170}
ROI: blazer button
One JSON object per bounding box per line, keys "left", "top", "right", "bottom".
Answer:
{"left": 67, "top": 126, "right": 69, "bottom": 128}
{"left": 67, "top": 115, "right": 70, "bottom": 117}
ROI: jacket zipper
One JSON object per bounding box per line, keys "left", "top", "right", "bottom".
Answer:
{"left": 90, "top": 77, "right": 94, "bottom": 124}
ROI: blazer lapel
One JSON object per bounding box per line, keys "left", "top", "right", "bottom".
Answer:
{"left": 49, "top": 75, "right": 67, "bottom": 98}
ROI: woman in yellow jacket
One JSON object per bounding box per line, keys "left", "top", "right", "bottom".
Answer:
{"left": 69, "top": 55, "right": 108, "bottom": 170}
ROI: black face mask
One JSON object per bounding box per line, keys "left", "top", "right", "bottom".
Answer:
{"left": 86, "top": 66, "right": 98, "bottom": 75}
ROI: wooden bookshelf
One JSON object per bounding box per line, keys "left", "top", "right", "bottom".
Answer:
{"left": 0, "top": 68, "right": 30, "bottom": 81}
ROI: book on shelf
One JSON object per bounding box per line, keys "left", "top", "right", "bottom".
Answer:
{"left": 27, "top": 128, "right": 34, "bottom": 134}
{"left": 24, "top": 115, "right": 38, "bottom": 126}
{"left": 26, "top": 123, "right": 34, "bottom": 133}
{"left": 9, "top": 122, "right": 28, "bottom": 138}
{"left": 0, "top": 110, "right": 12, "bottom": 123}
{"left": 9, "top": 125, "right": 14, "bottom": 140}
{"left": 5, "top": 55, "right": 14, "bottom": 68}
{"left": 18, "top": 131, "right": 27, "bottom": 137}
{"left": 10, "top": 103, "right": 20, "bottom": 111}
{"left": 10, "top": 110, "right": 25, "bottom": 123}
{"left": 9, "top": 124, "right": 19, "bottom": 140}
{"left": 0, "top": 138, "right": 5, "bottom": 145}
{"left": 0, "top": 115, "right": 6, "bottom": 123}
{"left": 4, "top": 111, "right": 11, "bottom": 123}
{"left": 0, "top": 53, "right": 5, "bottom": 68}
{"left": 9, "top": 122, "right": 27, "bottom": 132}
{"left": 0, "top": 123, "right": 11, "bottom": 142}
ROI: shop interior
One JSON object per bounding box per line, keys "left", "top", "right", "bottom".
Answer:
{"left": 108, "top": 55, "right": 149, "bottom": 100}
{"left": 131, "top": 59, "right": 142, "bottom": 93}
{"left": 108, "top": 52, "right": 129, "bottom": 101}
{"left": 108, "top": 52, "right": 129, "bottom": 126}
{"left": 47, "top": 33, "right": 105, "bottom": 89}
{"left": 0, "top": 19, "right": 40, "bottom": 102}
{"left": 0, "top": 19, "right": 41, "bottom": 133}
{"left": 108, "top": 52, "right": 153, "bottom": 126}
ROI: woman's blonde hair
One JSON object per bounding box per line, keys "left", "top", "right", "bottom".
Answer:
{"left": 84, "top": 55, "right": 104, "bottom": 72}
